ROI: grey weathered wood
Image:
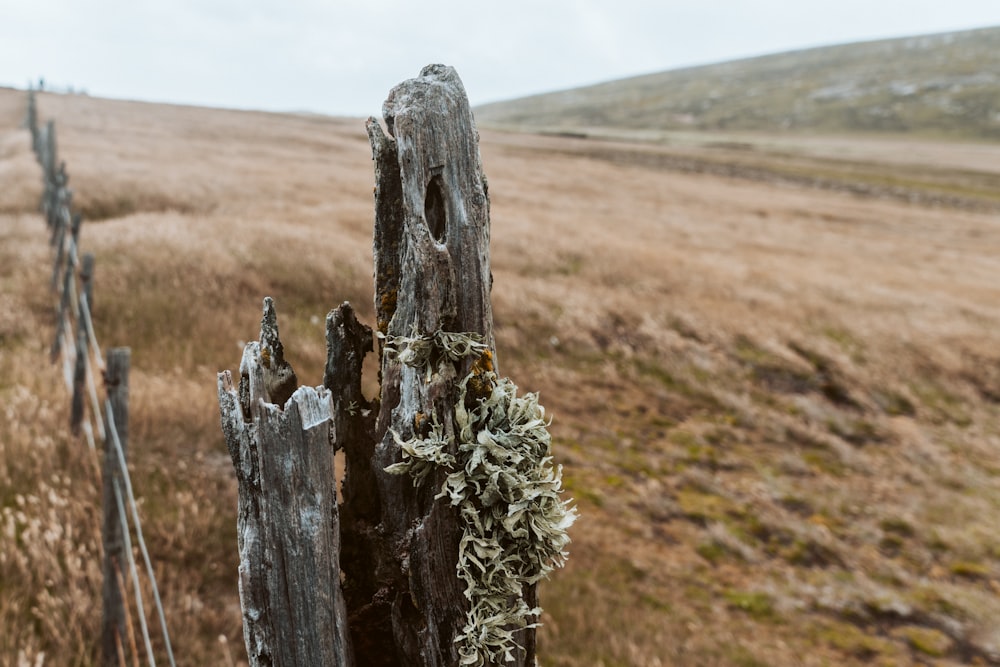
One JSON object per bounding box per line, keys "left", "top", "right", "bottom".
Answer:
{"left": 70, "top": 254, "right": 95, "bottom": 435}
{"left": 217, "top": 65, "right": 531, "bottom": 666}
{"left": 51, "top": 213, "right": 81, "bottom": 362}
{"left": 41, "top": 120, "right": 57, "bottom": 223}
{"left": 70, "top": 328, "right": 88, "bottom": 434}
{"left": 218, "top": 298, "right": 352, "bottom": 667}
{"left": 46, "top": 164, "right": 69, "bottom": 244}
{"left": 80, "top": 253, "right": 95, "bottom": 322}
{"left": 50, "top": 206, "right": 71, "bottom": 287}
{"left": 359, "top": 63, "right": 529, "bottom": 666}
{"left": 102, "top": 348, "right": 129, "bottom": 667}
{"left": 26, "top": 91, "right": 38, "bottom": 154}
{"left": 45, "top": 120, "right": 57, "bottom": 185}
{"left": 322, "top": 304, "right": 386, "bottom": 661}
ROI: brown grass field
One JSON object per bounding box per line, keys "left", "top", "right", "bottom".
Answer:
{"left": 2, "top": 86, "right": 1000, "bottom": 666}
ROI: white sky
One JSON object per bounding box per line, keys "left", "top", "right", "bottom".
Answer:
{"left": 2, "top": 1, "right": 999, "bottom": 117}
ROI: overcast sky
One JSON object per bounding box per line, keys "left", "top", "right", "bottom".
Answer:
{"left": 2, "top": 1, "right": 999, "bottom": 117}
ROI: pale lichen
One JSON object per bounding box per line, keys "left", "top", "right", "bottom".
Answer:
{"left": 383, "top": 328, "right": 489, "bottom": 380}
{"left": 385, "top": 330, "right": 576, "bottom": 666}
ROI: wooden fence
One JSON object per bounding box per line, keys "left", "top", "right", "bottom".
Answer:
{"left": 218, "top": 65, "right": 575, "bottom": 666}
{"left": 26, "top": 91, "right": 176, "bottom": 667}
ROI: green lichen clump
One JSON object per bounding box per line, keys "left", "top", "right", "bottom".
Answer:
{"left": 385, "top": 330, "right": 577, "bottom": 666}
{"left": 384, "top": 328, "right": 489, "bottom": 374}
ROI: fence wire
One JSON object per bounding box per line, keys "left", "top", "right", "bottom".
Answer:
{"left": 29, "top": 91, "right": 177, "bottom": 667}
{"left": 112, "top": 478, "right": 156, "bottom": 667}
{"left": 106, "top": 403, "right": 177, "bottom": 667}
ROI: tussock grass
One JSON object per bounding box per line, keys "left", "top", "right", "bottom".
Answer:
{"left": 4, "top": 86, "right": 1000, "bottom": 666}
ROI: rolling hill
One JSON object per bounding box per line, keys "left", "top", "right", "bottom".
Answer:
{"left": 475, "top": 26, "right": 1000, "bottom": 140}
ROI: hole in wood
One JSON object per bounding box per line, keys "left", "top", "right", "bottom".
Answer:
{"left": 424, "top": 174, "right": 447, "bottom": 243}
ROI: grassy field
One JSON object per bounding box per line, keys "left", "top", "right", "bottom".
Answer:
{"left": 476, "top": 26, "right": 1000, "bottom": 141}
{"left": 3, "top": 86, "right": 1000, "bottom": 666}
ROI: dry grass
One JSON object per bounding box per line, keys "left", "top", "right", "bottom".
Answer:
{"left": 3, "top": 86, "right": 1000, "bottom": 666}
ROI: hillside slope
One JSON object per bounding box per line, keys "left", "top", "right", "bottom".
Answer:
{"left": 476, "top": 26, "right": 1000, "bottom": 139}
{"left": 2, "top": 87, "right": 1000, "bottom": 666}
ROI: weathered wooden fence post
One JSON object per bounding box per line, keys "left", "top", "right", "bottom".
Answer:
{"left": 356, "top": 63, "right": 507, "bottom": 666}
{"left": 71, "top": 253, "right": 95, "bottom": 434}
{"left": 102, "top": 348, "right": 130, "bottom": 667}
{"left": 218, "top": 65, "right": 573, "bottom": 667}
{"left": 51, "top": 212, "right": 81, "bottom": 362}
{"left": 218, "top": 299, "right": 352, "bottom": 666}
{"left": 26, "top": 90, "right": 38, "bottom": 154}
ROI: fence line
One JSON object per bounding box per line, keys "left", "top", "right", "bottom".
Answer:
{"left": 26, "top": 90, "right": 176, "bottom": 667}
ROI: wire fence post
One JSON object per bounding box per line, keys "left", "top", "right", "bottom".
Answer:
{"left": 71, "top": 254, "right": 95, "bottom": 435}
{"left": 102, "top": 348, "right": 130, "bottom": 667}
{"left": 30, "top": 94, "right": 175, "bottom": 666}
{"left": 51, "top": 213, "right": 81, "bottom": 363}
{"left": 26, "top": 90, "right": 38, "bottom": 154}
{"left": 41, "top": 120, "right": 57, "bottom": 221}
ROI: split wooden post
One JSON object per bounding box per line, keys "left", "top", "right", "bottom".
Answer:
{"left": 353, "top": 63, "right": 516, "bottom": 666}
{"left": 218, "top": 299, "right": 352, "bottom": 667}
{"left": 218, "top": 65, "right": 541, "bottom": 666}
{"left": 102, "top": 348, "right": 130, "bottom": 667}
{"left": 40, "top": 120, "right": 58, "bottom": 223}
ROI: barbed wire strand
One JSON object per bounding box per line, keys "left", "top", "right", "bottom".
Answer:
{"left": 36, "top": 110, "right": 176, "bottom": 667}
{"left": 106, "top": 402, "right": 178, "bottom": 667}
{"left": 79, "top": 294, "right": 107, "bottom": 440}
{"left": 80, "top": 292, "right": 106, "bottom": 370}
{"left": 114, "top": 558, "right": 142, "bottom": 667}
{"left": 81, "top": 418, "right": 102, "bottom": 478}
{"left": 112, "top": 477, "right": 156, "bottom": 667}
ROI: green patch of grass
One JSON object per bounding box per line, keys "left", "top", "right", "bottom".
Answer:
{"left": 777, "top": 495, "right": 814, "bottom": 516}
{"left": 723, "top": 644, "right": 769, "bottom": 667}
{"left": 948, "top": 560, "right": 991, "bottom": 580}
{"left": 817, "top": 621, "right": 898, "bottom": 660}
{"left": 892, "top": 625, "right": 952, "bottom": 658}
{"left": 632, "top": 358, "right": 722, "bottom": 411}
{"left": 801, "top": 448, "right": 848, "bottom": 477}
{"left": 733, "top": 335, "right": 773, "bottom": 366}
{"left": 738, "top": 513, "right": 789, "bottom": 546}
{"left": 782, "top": 537, "right": 844, "bottom": 568}
{"left": 638, "top": 592, "right": 672, "bottom": 612}
{"left": 675, "top": 489, "right": 741, "bottom": 524}
{"left": 872, "top": 389, "right": 917, "bottom": 417}
{"left": 879, "top": 517, "right": 916, "bottom": 538}
{"left": 724, "top": 591, "right": 777, "bottom": 621}
{"left": 820, "top": 326, "right": 866, "bottom": 361}
{"left": 77, "top": 193, "right": 140, "bottom": 221}
{"left": 906, "top": 585, "right": 965, "bottom": 619}
{"left": 878, "top": 534, "right": 905, "bottom": 557}
{"left": 560, "top": 472, "right": 604, "bottom": 507}
{"left": 826, "top": 417, "right": 883, "bottom": 446}
{"left": 695, "top": 541, "right": 730, "bottom": 564}
{"left": 604, "top": 474, "right": 626, "bottom": 488}
{"left": 924, "top": 531, "right": 950, "bottom": 554}
{"left": 909, "top": 380, "right": 972, "bottom": 426}
{"left": 735, "top": 513, "right": 844, "bottom": 567}
{"left": 669, "top": 430, "right": 724, "bottom": 470}
{"left": 554, "top": 252, "right": 583, "bottom": 276}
